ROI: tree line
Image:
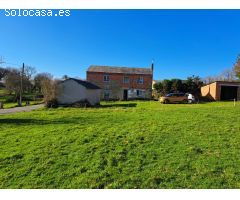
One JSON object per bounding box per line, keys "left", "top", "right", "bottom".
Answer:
{"left": 153, "top": 76, "right": 204, "bottom": 99}
{"left": 1, "top": 55, "right": 240, "bottom": 104}
{"left": 0, "top": 65, "right": 57, "bottom": 106}
{"left": 153, "top": 56, "right": 240, "bottom": 98}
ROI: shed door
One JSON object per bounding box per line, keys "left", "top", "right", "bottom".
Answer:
{"left": 220, "top": 86, "right": 238, "bottom": 100}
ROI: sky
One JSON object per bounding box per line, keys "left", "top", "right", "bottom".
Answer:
{"left": 0, "top": 9, "right": 240, "bottom": 80}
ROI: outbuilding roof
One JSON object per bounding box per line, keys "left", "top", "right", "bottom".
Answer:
{"left": 64, "top": 78, "right": 101, "bottom": 89}
{"left": 204, "top": 80, "right": 240, "bottom": 86}
{"left": 87, "top": 65, "right": 153, "bottom": 75}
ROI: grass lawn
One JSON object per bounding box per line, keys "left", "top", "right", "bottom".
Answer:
{"left": 0, "top": 101, "right": 240, "bottom": 188}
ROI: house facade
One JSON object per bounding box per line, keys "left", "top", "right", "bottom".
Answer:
{"left": 201, "top": 81, "right": 240, "bottom": 101}
{"left": 57, "top": 78, "right": 101, "bottom": 106}
{"left": 87, "top": 65, "right": 153, "bottom": 100}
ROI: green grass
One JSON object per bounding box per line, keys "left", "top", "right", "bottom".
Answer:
{"left": 0, "top": 89, "right": 6, "bottom": 95}
{"left": 0, "top": 101, "right": 240, "bottom": 188}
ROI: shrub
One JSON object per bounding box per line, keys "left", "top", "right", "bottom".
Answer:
{"left": 45, "top": 98, "right": 58, "bottom": 108}
{"left": 70, "top": 100, "right": 91, "bottom": 108}
{"left": 4, "top": 95, "right": 16, "bottom": 103}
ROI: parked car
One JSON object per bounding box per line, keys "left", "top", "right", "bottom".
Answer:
{"left": 159, "top": 93, "right": 189, "bottom": 104}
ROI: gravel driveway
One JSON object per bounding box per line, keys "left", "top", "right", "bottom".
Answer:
{"left": 0, "top": 104, "right": 44, "bottom": 114}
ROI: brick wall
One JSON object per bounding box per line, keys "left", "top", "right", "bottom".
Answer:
{"left": 87, "top": 72, "right": 152, "bottom": 100}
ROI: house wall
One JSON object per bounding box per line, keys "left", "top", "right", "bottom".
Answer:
{"left": 87, "top": 72, "right": 152, "bottom": 100}
{"left": 57, "top": 79, "right": 87, "bottom": 104}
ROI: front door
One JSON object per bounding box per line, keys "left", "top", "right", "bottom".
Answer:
{"left": 123, "top": 90, "right": 128, "bottom": 100}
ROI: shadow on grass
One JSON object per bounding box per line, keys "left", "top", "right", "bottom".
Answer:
{"left": 0, "top": 117, "right": 96, "bottom": 125}
{"left": 100, "top": 103, "right": 137, "bottom": 108}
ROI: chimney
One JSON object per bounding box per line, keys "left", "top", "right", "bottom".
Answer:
{"left": 151, "top": 59, "right": 154, "bottom": 72}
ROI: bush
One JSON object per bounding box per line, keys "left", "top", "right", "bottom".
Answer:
{"left": 22, "top": 96, "right": 33, "bottom": 101}
{"left": 45, "top": 98, "right": 58, "bottom": 108}
{"left": 70, "top": 100, "right": 91, "bottom": 108}
{"left": 34, "top": 94, "right": 44, "bottom": 99}
{"left": 4, "top": 95, "right": 16, "bottom": 103}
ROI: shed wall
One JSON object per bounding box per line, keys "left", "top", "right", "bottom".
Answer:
{"left": 201, "top": 82, "right": 217, "bottom": 100}
{"left": 57, "top": 79, "right": 87, "bottom": 104}
{"left": 86, "top": 89, "right": 101, "bottom": 105}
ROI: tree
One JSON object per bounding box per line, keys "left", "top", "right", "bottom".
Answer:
{"left": 34, "top": 73, "right": 53, "bottom": 93}
{"left": 153, "top": 82, "right": 163, "bottom": 93}
{"left": 171, "top": 79, "right": 183, "bottom": 92}
{"left": 34, "top": 73, "right": 60, "bottom": 107}
{"left": 153, "top": 81, "right": 164, "bottom": 98}
{"left": 4, "top": 68, "right": 21, "bottom": 98}
{"left": 24, "top": 65, "right": 36, "bottom": 80}
{"left": 185, "top": 75, "right": 203, "bottom": 96}
{"left": 4, "top": 66, "right": 37, "bottom": 101}
{"left": 204, "top": 76, "right": 217, "bottom": 84}
{"left": 162, "top": 79, "right": 173, "bottom": 94}
{"left": 62, "top": 75, "right": 69, "bottom": 80}
{"left": 218, "top": 68, "right": 236, "bottom": 81}
{"left": 41, "top": 77, "right": 59, "bottom": 107}
{"left": 234, "top": 55, "right": 240, "bottom": 79}
{"left": 0, "top": 67, "right": 9, "bottom": 81}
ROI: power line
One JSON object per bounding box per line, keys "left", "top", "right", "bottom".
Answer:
{"left": 4, "top": 62, "right": 22, "bottom": 67}
{"left": 0, "top": 56, "right": 5, "bottom": 65}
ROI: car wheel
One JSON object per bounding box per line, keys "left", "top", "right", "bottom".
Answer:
{"left": 164, "top": 99, "right": 169, "bottom": 104}
{"left": 183, "top": 99, "right": 188, "bottom": 104}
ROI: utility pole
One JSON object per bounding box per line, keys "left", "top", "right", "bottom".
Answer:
{"left": 151, "top": 59, "right": 154, "bottom": 101}
{"left": 19, "top": 63, "right": 24, "bottom": 106}
{"left": 0, "top": 56, "right": 5, "bottom": 66}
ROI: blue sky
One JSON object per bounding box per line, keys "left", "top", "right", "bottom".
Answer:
{"left": 0, "top": 10, "right": 239, "bottom": 80}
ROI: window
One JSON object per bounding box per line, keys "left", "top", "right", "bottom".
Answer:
{"left": 137, "top": 77, "right": 144, "bottom": 84}
{"left": 104, "top": 75, "right": 109, "bottom": 82}
{"left": 123, "top": 76, "right": 129, "bottom": 84}
{"left": 166, "top": 93, "right": 173, "bottom": 97}
{"left": 137, "top": 90, "right": 144, "bottom": 97}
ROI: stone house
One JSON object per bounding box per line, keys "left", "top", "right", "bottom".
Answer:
{"left": 86, "top": 65, "right": 153, "bottom": 100}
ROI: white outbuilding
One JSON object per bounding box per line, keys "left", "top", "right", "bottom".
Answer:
{"left": 57, "top": 78, "right": 101, "bottom": 106}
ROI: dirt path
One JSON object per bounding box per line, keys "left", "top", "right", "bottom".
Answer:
{"left": 0, "top": 104, "right": 44, "bottom": 114}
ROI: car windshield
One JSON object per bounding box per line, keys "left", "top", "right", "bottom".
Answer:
{"left": 165, "top": 93, "right": 173, "bottom": 97}
{"left": 178, "top": 93, "right": 185, "bottom": 96}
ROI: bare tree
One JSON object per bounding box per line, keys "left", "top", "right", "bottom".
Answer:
{"left": 0, "top": 67, "right": 9, "bottom": 81}
{"left": 24, "top": 65, "right": 36, "bottom": 80}
{"left": 234, "top": 55, "right": 240, "bottom": 79}
{"left": 34, "top": 73, "right": 53, "bottom": 93}
{"left": 204, "top": 76, "right": 217, "bottom": 84}
{"left": 4, "top": 68, "right": 21, "bottom": 97}
{"left": 41, "top": 78, "right": 59, "bottom": 107}
{"left": 34, "top": 73, "right": 60, "bottom": 107}
{"left": 218, "top": 68, "right": 236, "bottom": 81}
{"left": 204, "top": 67, "right": 237, "bottom": 84}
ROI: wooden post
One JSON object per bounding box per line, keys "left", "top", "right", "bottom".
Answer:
{"left": 19, "top": 63, "right": 24, "bottom": 107}
{"left": 0, "top": 102, "right": 3, "bottom": 109}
